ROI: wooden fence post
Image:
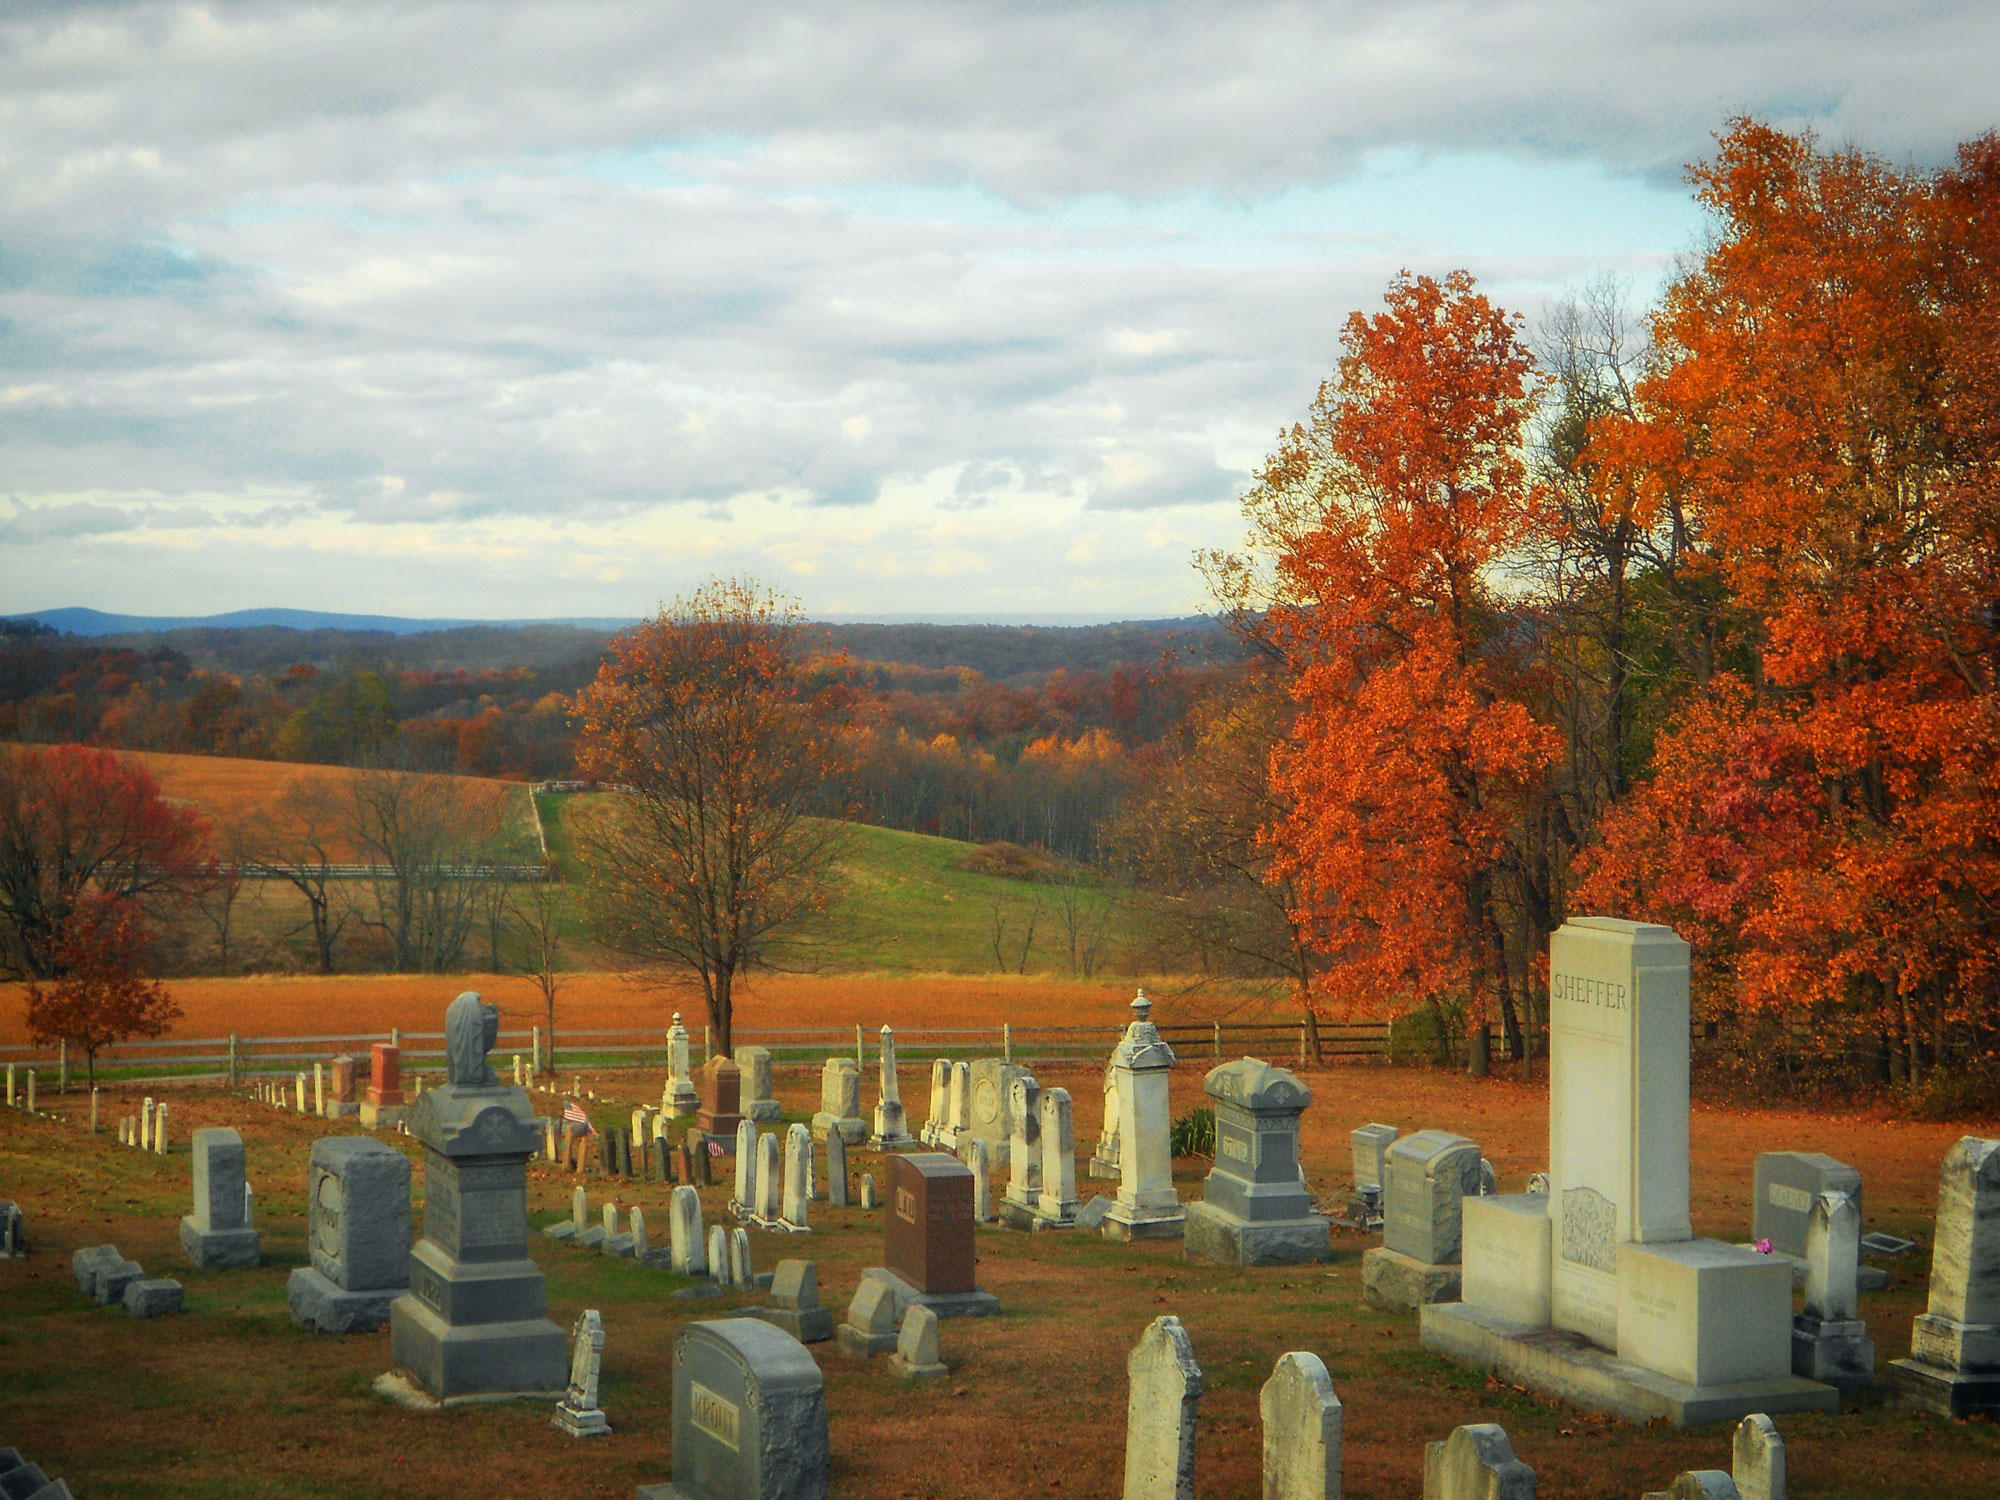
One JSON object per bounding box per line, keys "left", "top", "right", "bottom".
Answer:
{"left": 855, "top": 1023, "right": 864, "bottom": 1064}
{"left": 1212, "top": 1021, "right": 1221, "bottom": 1058}
{"left": 1003, "top": 1023, "right": 1012, "bottom": 1063}
{"left": 58, "top": 1040, "right": 67, "bottom": 1093}
{"left": 228, "top": 1034, "right": 238, "bottom": 1087}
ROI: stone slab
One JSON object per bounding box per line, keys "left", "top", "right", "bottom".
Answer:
{"left": 1462, "top": 1194, "right": 1553, "bottom": 1329}
{"left": 389, "top": 1295, "right": 566, "bottom": 1401}
{"left": 1362, "top": 1245, "right": 1462, "bottom": 1311}
{"left": 1617, "top": 1239, "right": 1793, "bottom": 1388}
{"left": 1421, "top": 1300, "right": 1840, "bottom": 1426}
{"left": 178, "top": 1218, "right": 261, "bottom": 1270}
{"left": 859, "top": 1265, "right": 999, "bottom": 1320}
{"left": 750, "top": 1304, "right": 835, "bottom": 1344}
{"left": 288, "top": 1265, "right": 403, "bottom": 1334}
{"left": 122, "top": 1277, "right": 184, "bottom": 1318}
{"left": 1887, "top": 1356, "right": 2000, "bottom": 1418}
{"left": 1184, "top": 1201, "right": 1329, "bottom": 1267}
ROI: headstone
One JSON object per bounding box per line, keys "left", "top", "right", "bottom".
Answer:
{"left": 632, "top": 1205, "right": 650, "bottom": 1261}
{"left": 860, "top": 1173, "right": 878, "bottom": 1210}
{"left": 1260, "top": 1351, "right": 1341, "bottom": 1500}
{"left": 736, "top": 1044, "right": 782, "bottom": 1122}
{"left": 1351, "top": 1124, "right": 1400, "bottom": 1200}
{"left": 872, "top": 1025, "right": 916, "bottom": 1147}
{"left": 651, "top": 1135, "right": 673, "bottom": 1183}
{"left": 87, "top": 1249, "right": 147, "bottom": 1305}
{"left": 296, "top": 1070, "right": 308, "bottom": 1111}
{"left": 836, "top": 1276, "right": 900, "bottom": 1357}
{"left": 1090, "top": 1057, "right": 1123, "bottom": 1179}
{"left": 678, "top": 1138, "right": 696, "bottom": 1188}
{"left": 942, "top": 1061, "right": 973, "bottom": 1153}
{"left": 811, "top": 1056, "right": 866, "bottom": 1145}
{"left": 545, "top": 1184, "right": 586, "bottom": 1243}
{"left": 755, "top": 1132, "right": 784, "bottom": 1226}
{"left": 360, "top": 1041, "right": 405, "bottom": 1129}
{"left": 920, "top": 1058, "right": 950, "bottom": 1145}
{"left": 1104, "top": 992, "right": 1185, "bottom": 1242}
{"left": 179, "top": 1127, "right": 261, "bottom": 1269}
{"left": 288, "top": 1136, "right": 412, "bottom": 1332}
{"left": 781, "top": 1124, "right": 812, "bottom": 1232}
{"left": 603, "top": 1201, "right": 637, "bottom": 1259}
{"left": 0, "top": 1201, "right": 22, "bottom": 1259}
{"left": 890, "top": 1302, "right": 948, "bottom": 1381}
{"left": 1124, "top": 1315, "right": 1201, "bottom": 1500}
{"left": 730, "top": 1226, "right": 754, "bottom": 1288}
{"left": 695, "top": 1058, "right": 744, "bottom": 1144}
{"left": 709, "top": 1224, "right": 731, "bottom": 1287}
{"left": 1790, "top": 1191, "right": 1873, "bottom": 1386}
{"left": 122, "top": 1277, "right": 185, "bottom": 1318}
{"left": 388, "top": 991, "right": 567, "bottom": 1401}
{"left": 633, "top": 1319, "right": 829, "bottom": 1500}
{"left": 1753, "top": 1151, "right": 1880, "bottom": 1288}
{"left": 1186, "top": 1058, "right": 1327, "bottom": 1267}
{"left": 753, "top": 1259, "right": 834, "bottom": 1343}
{"left": 553, "top": 1309, "right": 611, "bottom": 1437}
{"left": 664, "top": 1012, "right": 701, "bottom": 1117}
{"left": 1000, "top": 1074, "right": 1043, "bottom": 1229}
{"left": 1364, "top": 1129, "right": 1481, "bottom": 1308}
{"left": 1035, "top": 1088, "right": 1081, "bottom": 1230}
{"left": 71, "top": 1244, "right": 122, "bottom": 1296}
{"left": 152, "top": 1102, "right": 168, "bottom": 1153}
{"left": 967, "top": 1057, "right": 1033, "bottom": 1167}
{"left": 1889, "top": 1134, "right": 2000, "bottom": 1417}
{"left": 1731, "top": 1414, "right": 1785, "bottom": 1500}
{"left": 969, "top": 1139, "right": 995, "bottom": 1224}
{"left": 670, "top": 1184, "right": 707, "bottom": 1276}
{"left": 859, "top": 1151, "right": 1000, "bottom": 1318}
{"left": 734, "top": 1120, "right": 760, "bottom": 1215}
{"left": 826, "top": 1129, "right": 850, "bottom": 1207}
{"left": 1422, "top": 1424, "right": 1534, "bottom": 1500}
{"left": 313, "top": 1062, "right": 325, "bottom": 1116}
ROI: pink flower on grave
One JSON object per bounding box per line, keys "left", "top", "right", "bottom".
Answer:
{"left": 1754, "top": 1239, "right": 1773, "bottom": 1255}
{"left": 708, "top": 1139, "right": 725, "bottom": 1156}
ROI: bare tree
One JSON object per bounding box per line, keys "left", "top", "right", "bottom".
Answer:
{"left": 507, "top": 863, "right": 567, "bottom": 1077}
{"left": 249, "top": 774, "right": 352, "bottom": 975}
{"left": 348, "top": 768, "right": 509, "bottom": 973}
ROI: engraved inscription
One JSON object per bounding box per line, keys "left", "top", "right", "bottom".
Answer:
{"left": 1767, "top": 1183, "right": 1812, "bottom": 1213}
{"left": 1560, "top": 1186, "right": 1617, "bottom": 1274}
{"left": 973, "top": 1079, "right": 1000, "bottom": 1125}
{"left": 426, "top": 1177, "right": 460, "bottom": 1245}
{"left": 314, "top": 1169, "right": 342, "bottom": 1260}
{"left": 690, "top": 1381, "right": 741, "bottom": 1450}
{"left": 460, "top": 1186, "right": 525, "bottom": 1247}
{"left": 412, "top": 1261, "right": 444, "bottom": 1312}
{"left": 1221, "top": 1134, "right": 1250, "bottom": 1163}
{"left": 1551, "top": 972, "right": 1627, "bottom": 1012}
{"left": 895, "top": 1187, "right": 916, "bottom": 1223}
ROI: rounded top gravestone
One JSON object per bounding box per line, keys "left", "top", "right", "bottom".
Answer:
{"left": 446, "top": 991, "right": 502, "bottom": 1088}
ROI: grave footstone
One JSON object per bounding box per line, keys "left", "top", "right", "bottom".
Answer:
{"left": 663, "top": 1013, "right": 700, "bottom": 1118}
{"left": 553, "top": 1309, "right": 611, "bottom": 1437}
{"left": 836, "top": 1276, "right": 900, "bottom": 1357}
{"left": 1034, "top": 1088, "right": 1080, "bottom": 1231}
{"left": 1422, "top": 1424, "right": 1534, "bottom": 1500}
{"left": 153, "top": 1102, "right": 167, "bottom": 1153}
{"left": 826, "top": 1129, "right": 849, "bottom": 1208}
{"left": 1104, "top": 992, "right": 1184, "bottom": 1242}
{"left": 1090, "top": 1057, "right": 1123, "bottom": 1180}
{"left": 889, "top": 1303, "right": 948, "bottom": 1381}
{"left": 388, "top": 990, "right": 566, "bottom": 1402}
{"left": 753, "top": 1259, "right": 834, "bottom": 1343}
{"left": 736, "top": 1045, "right": 782, "bottom": 1122}
{"left": 1363, "top": 1130, "right": 1480, "bottom": 1307}
{"left": 695, "top": 1058, "right": 744, "bottom": 1145}
{"left": 1888, "top": 1134, "right": 2000, "bottom": 1417}
{"left": 872, "top": 1026, "right": 916, "bottom": 1147}
{"left": 180, "top": 1127, "right": 261, "bottom": 1269}
{"left": 1261, "top": 1351, "right": 1341, "bottom": 1500}
{"left": 288, "top": 1136, "right": 412, "bottom": 1333}
{"left": 860, "top": 1173, "right": 878, "bottom": 1210}
{"left": 857, "top": 1151, "right": 999, "bottom": 1318}
{"left": 1124, "top": 1314, "right": 1201, "bottom": 1500}
{"left": 811, "top": 1057, "right": 866, "bottom": 1146}
{"left": 122, "top": 1277, "right": 184, "bottom": 1318}
{"left": 1185, "top": 1058, "right": 1326, "bottom": 1267}
{"left": 359, "top": 1042, "right": 405, "bottom": 1130}
{"left": 603, "top": 1202, "right": 637, "bottom": 1259}
{"left": 781, "top": 1124, "right": 812, "bottom": 1232}
{"left": 1000, "top": 1075, "right": 1043, "bottom": 1230}
{"left": 1790, "top": 1191, "right": 1873, "bottom": 1387}
{"left": 633, "top": 1318, "right": 829, "bottom": 1500}
{"left": 91, "top": 1251, "right": 146, "bottom": 1305}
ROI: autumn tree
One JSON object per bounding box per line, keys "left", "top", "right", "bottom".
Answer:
{"left": 248, "top": 774, "right": 352, "bottom": 974}
{"left": 507, "top": 862, "right": 568, "bottom": 1077}
{"left": 24, "top": 895, "right": 182, "bottom": 1089}
{"left": 347, "top": 766, "right": 511, "bottom": 973}
{"left": 571, "top": 577, "right": 853, "bottom": 1054}
{"left": 0, "top": 744, "right": 210, "bottom": 980}
{"left": 1227, "top": 270, "right": 1558, "bottom": 1057}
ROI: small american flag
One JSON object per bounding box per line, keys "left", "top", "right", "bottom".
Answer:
{"left": 562, "top": 1100, "right": 593, "bottom": 1133}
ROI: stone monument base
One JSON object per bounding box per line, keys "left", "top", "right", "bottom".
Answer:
{"left": 553, "top": 1400, "right": 611, "bottom": 1437}
{"left": 1791, "top": 1314, "right": 1875, "bottom": 1388}
{"left": 811, "top": 1112, "right": 868, "bottom": 1146}
{"left": 1185, "top": 1201, "right": 1330, "bottom": 1267}
{"left": 389, "top": 1295, "right": 566, "bottom": 1401}
{"left": 178, "top": 1217, "right": 260, "bottom": 1270}
{"left": 1360, "top": 1245, "right": 1460, "bottom": 1309}
{"left": 744, "top": 1101, "right": 783, "bottom": 1122}
{"left": 750, "top": 1304, "right": 834, "bottom": 1343}
{"left": 1100, "top": 1199, "right": 1185, "bottom": 1242}
{"left": 998, "top": 1198, "right": 1039, "bottom": 1232}
{"left": 358, "top": 1101, "right": 405, "bottom": 1130}
{"left": 1087, "top": 1148, "right": 1119, "bottom": 1180}
{"left": 890, "top": 1348, "right": 948, "bottom": 1381}
{"left": 325, "top": 1102, "right": 359, "bottom": 1120}
{"left": 287, "top": 1266, "right": 403, "bottom": 1334}
{"left": 858, "top": 1266, "right": 999, "bottom": 1320}
{"left": 1887, "top": 1357, "right": 2000, "bottom": 1418}
{"left": 1420, "top": 1301, "right": 1840, "bottom": 1426}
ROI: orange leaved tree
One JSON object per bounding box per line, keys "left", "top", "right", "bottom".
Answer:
{"left": 24, "top": 895, "right": 182, "bottom": 1089}
{"left": 1228, "top": 269, "right": 1558, "bottom": 1059}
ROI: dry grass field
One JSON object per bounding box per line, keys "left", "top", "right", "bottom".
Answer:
{"left": 2, "top": 1040, "right": 1996, "bottom": 1499}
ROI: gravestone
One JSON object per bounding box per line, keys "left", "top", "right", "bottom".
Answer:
{"left": 632, "top": 1205, "right": 650, "bottom": 1261}
{"left": 1035, "top": 1087, "right": 1080, "bottom": 1230}
{"left": 1260, "top": 1351, "right": 1341, "bottom": 1500}
{"left": 1124, "top": 1315, "right": 1201, "bottom": 1500}
{"left": 1422, "top": 1425, "right": 1534, "bottom": 1500}
{"left": 1104, "top": 992, "right": 1185, "bottom": 1242}
{"left": 736, "top": 1044, "right": 782, "bottom": 1123}
{"left": 1000, "top": 1075, "right": 1043, "bottom": 1229}
{"left": 389, "top": 991, "right": 566, "bottom": 1401}
{"left": 1428, "top": 918, "right": 1834, "bottom": 1425}
{"left": 780, "top": 1124, "right": 813, "bottom": 1232}
{"left": 755, "top": 1132, "right": 784, "bottom": 1226}
{"left": 753, "top": 1258, "right": 834, "bottom": 1343}
{"left": 695, "top": 1058, "right": 744, "bottom": 1145}
{"left": 0, "top": 1201, "right": 22, "bottom": 1259}
{"left": 123, "top": 1277, "right": 184, "bottom": 1318}
{"left": 359, "top": 1041, "right": 405, "bottom": 1129}
{"left": 76, "top": 1246, "right": 145, "bottom": 1305}
{"left": 1731, "top": 1414, "right": 1786, "bottom": 1500}
{"left": 634, "top": 1318, "right": 829, "bottom": 1500}
{"left": 553, "top": 1308, "right": 611, "bottom": 1437}
{"left": 858, "top": 1151, "right": 1000, "bottom": 1318}
{"left": 180, "top": 1127, "right": 261, "bottom": 1269}
{"left": 288, "top": 1136, "right": 412, "bottom": 1333}
{"left": 1753, "top": 1151, "right": 1883, "bottom": 1290}
{"left": 1791, "top": 1191, "right": 1873, "bottom": 1387}
{"left": 603, "top": 1202, "right": 637, "bottom": 1258}
{"left": 920, "top": 1058, "right": 950, "bottom": 1146}
{"left": 889, "top": 1303, "right": 948, "bottom": 1381}
{"left": 810, "top": 1057, "right": 867, "bottom": 1146}
{"left": 328, "top": 1054, "right": 360, "bottom": 1119}
{"left": 836, "top": 1275, "right": 900, "bottom": 1357}
{"left": 734, "top": 1120, "right": 760, "bottom": 1217}
{"left": 826, "top": 1129, "right": 849, "bottom": 1208}
{"left": 1089, "top": 1058, "right": 1123, "bottom": 1179}
{"left": 1888, "top": 1134, "right": 2000, "bottom": 1417}
{"left": 652, "top": 1136, "right": 674, "bottom": 1183}
{"left": 1350, "top": 1123, "right": 1400, "bottom": 1201}
{"left": 663, "top": 1013, "right": 700, "bottom": 1118}
{"left": 1364, "top": 1130, "right": 1481, "bottom": 1308}
{"left": 967, "top": 1057, "right": 1032, "bottom": 1168}
{"left": 860, "top": 1174, "right": 878, "bottom": 1210}
{"left": 968, "top": 1139, "right": 995, "bottom": 1223}
{"left": 937, "top": 1061, "right": 972, "bottom": 1153}
{"left": 872, "top": 1026, "right": 916, "bottom": 1147}
{"left": 1184, "top": 1058, "right": 1326, "bottom": 1267}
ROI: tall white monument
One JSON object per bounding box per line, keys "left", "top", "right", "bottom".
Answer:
{"left": 1102, "top": 991, "right": 1185, "bottom": 1242}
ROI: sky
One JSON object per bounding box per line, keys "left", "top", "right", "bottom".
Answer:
{"left": 3, "top": 3, "right": 1997, "bottom": 625}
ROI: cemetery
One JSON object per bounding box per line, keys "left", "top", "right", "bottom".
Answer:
{"left": 1, "top": 942, "right": 1998, "bottom": 1498}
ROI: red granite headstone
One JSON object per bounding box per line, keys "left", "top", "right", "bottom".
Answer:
{"left": 366, "top": 1043, "right": 403, "bottom": 1107}
{"left": 694, "top": 1058, "right": 742, "bottom": 1143}
{"left": 330, "top": 1054, "right": 357, "bottom": 1103}
{"left": 885, "top": 1152, "right": 977, "bottom": 1294}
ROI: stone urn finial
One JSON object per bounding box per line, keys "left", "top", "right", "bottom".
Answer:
{"left": 1132, "top": 989, "right": 1150, "bottom": 1021}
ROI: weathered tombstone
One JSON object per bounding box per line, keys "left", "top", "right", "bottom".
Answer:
{"left": 781, "top": 1124, "right": 813, "bottom": 1232}
{"left": 1422, "top": 1424, "right": 1534, "bottom": 1500}
{"left": 836, "top": 1276, "right": 900, "bottom": 1357}
{"left": 388, "top": 991, "right": 566, "bottom": 1401}
{"left": 123, "top": 1277, "right": 185, "bottom": 1318}
{"left": 1889, "top": 1134, "right": 2000, "bottom": 1417}
{"left": 1432, "top": 918, "right": 1829, "bottom": 1425}
{"left": 890, "top": 1303, "right": 948, "bottom": 1381}
{"left": 1261, "top": 1351, "right": 1341, "bottom": 1500}
{"left": 968, "top": 1139, "right": 995, "bottom": 1224}
{"left": 553, "top": 1309, "right": 611, "bottom": 1437}
{"left": 872, "top": 1025, "right": 916, "bottom": 1147}
{"left": 755, "top": 1132, "right": 784, "bottom": 1226}
{"left": 153, "top": 1101, "right": 169, "bottom": 1154}
{"left": 575, "top": 1187, "right": 607, "bottom": 1251}
{"left": 967, "top": 1057, "right": 1032, "bottom": 1167}
{"left": 859, "top": 1151, "right": 999, "bottom": 1318}
{"left": 288, "top": 1136, "right": 412, "bottom": 1332}
{"left": 0, "top": 1201, "right": 23, "bottom": 1259}
{"left": 180, "top": 1127, "right": 261, "bottom": 1269}
{"left": 826, "top": 1129, "right": 850, "bottom": 1207}
{"left": 810, "top": 1056, "right": 866, "bottom": 1145}
{"left": 734, "top": 1120, "right": 760, "bottom": 1216}
{"left": 632, "top": 1205, "right": 650, "bottom": 1261}
{"left": 735, "top": 1044, "right": 782, "bottom": 1123}
{"left": 1753, "top": 1151, "right": 1882, "bottom": 1289}
{"left": 1124, "top": 1315, "right": 1202, "bottom": 1500}
{"left": 663, "top": 1013, "right": 701, "bottom": 1118}
{"left": 295, "top": 1070, "right": 308, "bottom": 1112}
{"left": 753, "top": 1259, "right": 834, "bottom": 1343}
{"left": 670, "top": 1184, "right": 707, "bottom": 1276}
{"left": 729, "top": 1226, "right": 755, "bottom": 1289}
{"left": 677, "top": 1138, "right": 697, "bottom": 1188}
{"left": 1791, "top": 1190, "right": 1873, "bottom": 1386}
{"left": 603, "top": 1202, "right": 637, "bottom": 1259}
{"left": 1034, "top": 1087, "right": 1081, "bottom": 1230}
{"left": 920, "top": 1058, "right": 950, "bottom": 1145}
{"left": 359, "top": 1041, "right": 405, "bottom": 1129}
{"left": 313, "top": 1062, "right": 325, "bottom": 1116}
{"left": 545, "top": 1184, "right": 585, "bottom": 1243}
{"left": 1186, "top": 1058, "right": 1327, "bottom": 1267}
{"left": 651, "top": 1135, "right": 673, "bottom": 1183}
{"left": 860, "top": 1173, "right": 878, "bottom": 1210}
{"left": 1104, "top": 992, "right": 1184, "bottom": 1241}
{"left": 708, "top": 1224, "right": 732, "bottom": 1287}
{"left": 633, "top": 1319, "right": 829, "bottom": 1500}
{"left": 1090, "top": 1057, "right": 1124, "bottom": 1180}
{"left": 85, "top": 1247, "right": 147, "bottom": 1305}
{"left": 936, "top": 1061, "right": 972, "bottom": 1153}
{"left": 1350, "top": 1123, "right": 1400, "bottom": 1202}
{"left": 1732, "top": 1414, "right": 1785, "bottom": 1500}
{"left": 1363, "top": 1130, "right": 1481, "bottom": 1307}
{"left": 695, "top": 1058, "right": 744, "bottom": 1145}
{"left": 1000, "top": 1074, "right": 1043, "bottom": 1229}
